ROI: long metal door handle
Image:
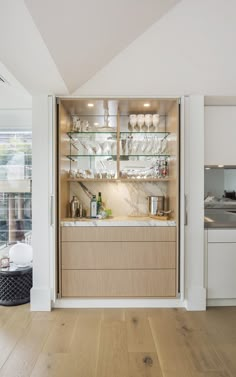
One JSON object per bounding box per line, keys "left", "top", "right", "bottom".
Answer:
{"left": 50, "top": 195, "right": 54, "bottom": 226}
{"left": 184, "top": 194, "right": 188, "bottom": 226}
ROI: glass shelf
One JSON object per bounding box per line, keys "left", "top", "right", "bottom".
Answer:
{"left": 120, "top": 131, "right": 170, "bottom": 135}
{"left": 70, "top": 114, "right": 167, "bottom": 118}
{"left": 67, "top": 131, "right": 170, "bottom": 136}
{"left": 119, "top": 154, "right": 171, "bottom": 157}
{"left": 66, "top": 177, "right": 173, "bottom": 182}
{"left": 67, "top": 131, "right": 117, "bottom": 137}
{"left": 66, "top": 154, "right": 116, "bottom": 161}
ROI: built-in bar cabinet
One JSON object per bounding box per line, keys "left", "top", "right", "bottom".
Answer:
{"left": 57, "top": 98, "right": 180, "bottom": 298}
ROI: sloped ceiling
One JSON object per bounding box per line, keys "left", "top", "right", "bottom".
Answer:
{"left": 24, "top": 0, "right": 180, "bottom": 93}
{"left": 74, "top": 0, "right": 236, "bottom": 96}
{"left": 0, "top": 0, "right": 68, "bottom": 95}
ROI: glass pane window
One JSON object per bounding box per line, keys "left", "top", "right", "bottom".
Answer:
{"left": 0, "top": 131, "right": 32, "bottom": 250}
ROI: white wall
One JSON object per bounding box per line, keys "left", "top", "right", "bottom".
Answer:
{"left": 184, "top": 96, "right": 206, "bottom": 310}
{"left": 0, "top": 109, "right": 31, "bottom": 130}
{"left": 30, "top": 96, "right": 52, "bottom": 311}
{"left": 205, "top": 106, "right": 236, "bottom": 166}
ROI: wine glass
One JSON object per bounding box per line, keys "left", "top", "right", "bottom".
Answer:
{"left": 144, "top": 114, "right": 152, "bottom": 132}
{"left": 121, "top": 139, "right": 127, "bottom": 155}
{"left": 137, "top": 114, "right": 144, "bottom": 132}
{"left": 160, "top": 138, "right": 168, "bottom": 153}
{"left": 152, "top": 114, "right": 160, "bottom": 131}
{"left": 145, "top": 136, "right": 154, "bottom": 154}
{"left": 129, "top": 114, "right": 137, "bottom": 132}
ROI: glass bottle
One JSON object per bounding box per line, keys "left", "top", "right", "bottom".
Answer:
{"left": 90, "top": 195, "right": 97, "bottom": 218}
{"left": 97, "top": 192, "right": 102, "bottom": 214}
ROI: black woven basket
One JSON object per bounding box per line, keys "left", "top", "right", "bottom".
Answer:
{"left": 0, "top": 266, "right": 32, "bottom": 306}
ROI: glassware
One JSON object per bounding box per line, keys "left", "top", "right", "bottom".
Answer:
{"left": 144, "top": 114, "right": 152, "bottom": 132}
{"left": 137, "top": 114, "right": 144, "bottom": 132}
{"left": 129, "top": 114, "right": 137, "bottom": 132}
{"left": 152, "top": 114, "right": 160, "bottom": 131}
{"left": 121, "top": 139, "right": 127, "bottom": 155}
{"left": 160, "top": 138, "right": 168, "bottom": 153}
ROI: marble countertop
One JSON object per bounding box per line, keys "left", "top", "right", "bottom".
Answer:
{"left": 61, "top": 216, "right": 176, "bottom": 227}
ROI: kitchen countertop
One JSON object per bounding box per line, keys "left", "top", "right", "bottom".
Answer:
{"left": 61, "top": 216, "right": 176, "bottom": 227}
{"left": 204, "top": 209, "right": 236, "bottom": 229}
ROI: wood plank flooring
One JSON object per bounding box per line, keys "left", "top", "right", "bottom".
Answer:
{"left": 0, "top": 305, "right": 235, "bottom": 377}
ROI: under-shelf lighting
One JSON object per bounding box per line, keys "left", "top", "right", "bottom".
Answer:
{"left": 205, "top": 167, "right": 211, "bottom": 170}
{"left": 87, "top": 103, "right": 94, "bottom": 107}
{"left": 143, "top": 103, "right": 150, "bottom": 107}
{"left": 218, "top": 164, "right": 224, "bottom": 168}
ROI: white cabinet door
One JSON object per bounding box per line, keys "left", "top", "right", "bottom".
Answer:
{"left": 205, "top": 106, "right": 236, "bottom": 165}
{"left": 208, "top": 243, "right": 236, "bottom": 299}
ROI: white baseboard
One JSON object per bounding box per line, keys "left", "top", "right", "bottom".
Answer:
{"left": 30, "top": 287, "right": 51, "bottom": 311}
{"left": 185, "top": 286, "right": 206, "bottom": 311}
{"left": 207, "top": 298, "right": 236, "bottom": 307}
{"left": 53, "top": 298, "right": 185, "bottom": 309}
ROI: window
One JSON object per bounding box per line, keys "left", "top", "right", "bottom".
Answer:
{"left": 0, "top": 131, "right": 32, "bottom": 249}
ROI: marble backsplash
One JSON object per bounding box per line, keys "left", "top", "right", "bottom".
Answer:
{"left": 69, "top": 181, "right": 167, "bottom": 217}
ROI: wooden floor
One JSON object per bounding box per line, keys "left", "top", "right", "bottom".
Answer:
{"left": 0, "top": 305, "right": 236, "bottom": 376}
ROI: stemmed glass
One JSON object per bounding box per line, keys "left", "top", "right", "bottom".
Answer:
{"left": 145, "top": 136, "right": 154, "bottom": 154}
{"left": 152, "top": 114, "right": 160, "bottom": 131}
{"left": 137, "top": 114, "right": 144, "bottom": 132}
{"left": 129, "top": 115, "right": 137, "bottom": 132}
{"left": 144, "top": 114, "right": 152, "bottom": 132}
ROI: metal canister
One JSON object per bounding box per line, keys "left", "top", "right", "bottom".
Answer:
{"left": 147, "top": 196, "right": 164, "bottom": 215}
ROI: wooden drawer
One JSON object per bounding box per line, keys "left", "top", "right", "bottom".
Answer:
{"left": 61, "top": 226, "right": 176, "bottom": 242}
{"left": 62, "top": 269, "right": 176, "bottom": 297}
{"left": 62, "top": 241, "right": 176, "bottom": 269}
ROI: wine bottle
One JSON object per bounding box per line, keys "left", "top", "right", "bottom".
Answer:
{"left": 90, "top": 195, "right": 97, "bottom": 218}
{"left": 97, "top": 192, "right": 102, "bottom": 214}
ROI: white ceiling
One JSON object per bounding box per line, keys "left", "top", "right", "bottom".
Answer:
{"left": 74, "top": 0, "right": 236, "bottom": 97}
{"left": 24, "top": 0, "right": 180, "bottom": 93}
{"left": 0, "top": 0, "right": 68, "bottom": 95}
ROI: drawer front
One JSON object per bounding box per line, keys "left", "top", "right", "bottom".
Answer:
{"left": 62, "top": 241, "right": 176, "bottom": 269}
{"left": 62, "top": 269, "right": 176, "bottom": 297}
{"left": 208, "top": 229, "right": 236, "bottom": 243}
{"left": 61, "top": 226, "right": 176, "bottom": 242}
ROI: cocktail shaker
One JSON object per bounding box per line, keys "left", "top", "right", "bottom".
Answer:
{"left": 70, "top": 196, "right": 79, "bottom": 218}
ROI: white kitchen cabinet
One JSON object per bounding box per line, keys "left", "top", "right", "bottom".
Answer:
{"left": 208, "top": 243, "right": 236, "bottom": 299}
{"left": 205, "top": 106, "right": 236, "bottom": 166}
{"left": 206, "top": 229, "right": 236, "bottom": 300}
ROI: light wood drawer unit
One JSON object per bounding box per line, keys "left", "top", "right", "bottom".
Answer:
{"left": 62, "top": 241, "right": 176, "bottom": 269}
{"left": 62, "top": 269, "right": 176, "bottom": 297}
{"left": 61, "top": 226, "right": 176, "bottom": 242}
